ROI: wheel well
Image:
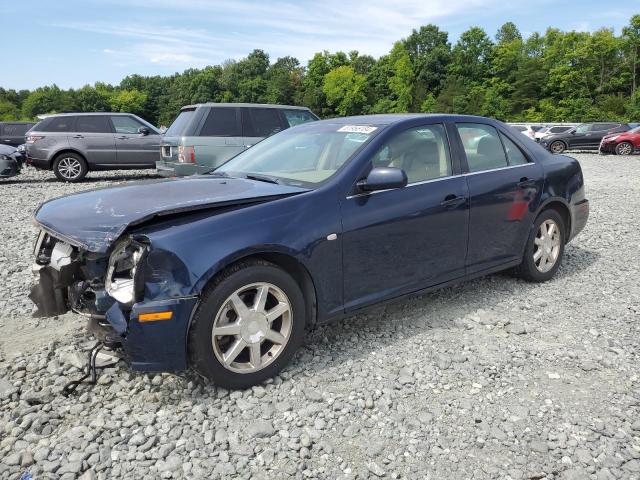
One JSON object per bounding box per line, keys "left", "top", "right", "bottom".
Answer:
{"left": 208, "top": 253, "right": 318, "bottom": 328}
{"left": 541, "top": 201, "right": 571, "bottom": 241}
{"left": 51, "top": 150, "right": 88, "bottom": 169}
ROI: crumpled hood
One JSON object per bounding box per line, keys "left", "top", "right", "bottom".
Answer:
{"left": 34, "top": 176, "right": 308, "bottom": 253}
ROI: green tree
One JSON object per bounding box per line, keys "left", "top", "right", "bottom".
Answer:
{"left": 622, "top": 14, "right": 640, "bottom": 96}
{"left": 322, "top": 65, "right": 367, "bottom": 116}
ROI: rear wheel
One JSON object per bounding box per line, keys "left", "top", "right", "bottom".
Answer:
{"left": 188, "top": 260, "right": 306, "bottom": 389}
{"left": 53, "top": 153, "right": 88, "bottom": 182}
{"left": 549, "top": 141, "right": 566, "bottom": 154}
{"left": 615, "top": 141, "right": 633, "bottom": 155}
{"left": 516, "top": 209, "right": 565, "bottom": 283}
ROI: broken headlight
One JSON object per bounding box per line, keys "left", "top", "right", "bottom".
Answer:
{"left": 105, "top": 237, "right": 147, "bottom": 305}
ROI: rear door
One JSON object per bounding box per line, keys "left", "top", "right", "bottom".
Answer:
{"left": 110, "top": 115, "right": 159, "bottom": 166}
{"left": 455, "top": 122, "right": 543, "bottom": 273}
{"left": 1, "top": 123, "right": 32, "bottom": 147}
{"left": 241, "top": 107, "right": 288, "bottom": 150}
{"left": 586, "top": 123, "right": 617, "bottom": 148}
{"left": 68, "top": 116, "right": 116, "bottom": 166}
{"left": 193, "top": 107, "right": 243, "bottom": 169}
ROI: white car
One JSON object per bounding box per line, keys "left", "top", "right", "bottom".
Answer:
{"left": 510, "top": 124, "right": 543, "bottom": 140}
{"left": 534, "top": 125, "right": 576, "bottom": 142}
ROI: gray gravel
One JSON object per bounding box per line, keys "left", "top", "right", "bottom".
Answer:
{"left": 0, "top": 155, "right": 639, "bottom": 479}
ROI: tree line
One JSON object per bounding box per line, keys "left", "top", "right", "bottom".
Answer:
{"left": 2, "top": 16, "right": 640, "bottom": 126}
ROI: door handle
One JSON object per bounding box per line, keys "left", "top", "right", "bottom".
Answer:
{"left": 117, "top": 136, "right": 128, "bottom": 140}
{"left": 517, "top": 178, "right": 536, "bottom": 189}
{"left": 440, "top": 194, "right": 466, "bottom": 208}
{"left": 72, "top": 134, "right": 84, "bottom": 139}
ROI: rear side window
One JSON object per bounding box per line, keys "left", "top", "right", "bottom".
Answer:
{"left": 2, "top": 123, "right": 31, "bottom": 136}
{"left": 500, "top": 133, "right": 528, "bottom": 165}
{"left": 199, "top": 108, "right": 240, "bottom": 137}
{"left": 111, "top": 115, "right": 144, "bottom": 134}
{"left": 165, "top": 109, "right": 196, "bottom": 136}
{"left": 550, "top": 126, "right": 569, "bottom": 133}
{"left": 46, "top": 116, "right": 76, "bottom": 132}
{"left": 76, "top": 116, "right": 111, "bottom": 133}
{"left": 456, "top": 123, "right": 508, "bottom": 173}
{"left": 282, "top": 110, "right": 317, "bottom": 127}
{"left": 243, "top": 108, "right": 285, "bottom": 137}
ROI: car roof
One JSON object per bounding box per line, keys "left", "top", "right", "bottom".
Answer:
{"left": 310, "top": 113, "right": 502, "bottom": 127}
{"left": 40, "top": 112, "right": 137, "bottom": 117}
{"left": 181, "top": 103, "right": 311, "bottom": 111}
{"left": 0, "top": 121, "right": 35, "bottom": 124}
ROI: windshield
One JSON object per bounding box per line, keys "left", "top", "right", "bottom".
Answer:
{"left": 215, "top": 122, "right": 380, "bottom": 187}
{"left": 165, "top": 109, "right": 196, "bottom": 136}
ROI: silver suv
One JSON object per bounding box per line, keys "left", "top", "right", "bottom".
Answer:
{"left": 156, "top": 103, "right": 318, "bottom": 177}
{"left": 26, "top": 113, "right": 161, "bottom": 182}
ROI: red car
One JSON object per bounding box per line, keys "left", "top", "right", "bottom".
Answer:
{"left": 599, "top": 126, "right": 640, "bottom": 155}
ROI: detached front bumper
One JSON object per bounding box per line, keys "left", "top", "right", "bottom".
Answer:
{"left": 104, "top": 297, "right": 198, "bottom": 372}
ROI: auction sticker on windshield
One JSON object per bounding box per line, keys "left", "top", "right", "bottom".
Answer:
{"left": 337, "top": 125, "right": 377, "bottom": 134}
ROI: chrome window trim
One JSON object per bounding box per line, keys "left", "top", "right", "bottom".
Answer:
{"left": 345, "top": 162, "right": 534, "bottom": 200}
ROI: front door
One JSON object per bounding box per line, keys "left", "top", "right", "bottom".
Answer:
{"left": 454, "top": 123, "right": 543, "bottom": 273}
{"left": 341, "top": 123, "right": 469, "bottom": 311}
{"left": 110, "top": 115, "right": 159, "bottom": 166}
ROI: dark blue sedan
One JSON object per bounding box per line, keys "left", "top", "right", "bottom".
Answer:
{"left": 30, "top": 114, "right": 589, "bottom": 388}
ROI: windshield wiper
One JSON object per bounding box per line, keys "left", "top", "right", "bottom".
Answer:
{"left": 244, "top": 173, "right": 281, "bottom": 184}
{"left": 204, "top": 170, "right": 231, "bottom": 177}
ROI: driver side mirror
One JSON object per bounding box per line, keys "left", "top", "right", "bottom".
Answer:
{"left": 138, "top": 126, "right": 150, "bottom": 136}
{"left": 357, "top": 167, "right": 408, "bottom": 192}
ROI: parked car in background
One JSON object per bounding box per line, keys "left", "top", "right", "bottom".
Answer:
{"left": 0, "top": 144, "right": 25, "bottom": 178}
{"left": 510, "top": 124, "right": 543, "bottom": 140}
{"left": 156, "top": 103, "right": 319, "bottom": 177}
{"left": 539, "top": 122, "right": 630, "bottom": 154}
{"left": 30, "top": 114, "right": 589, "bottom": 388}
{"left": 599, "top": 126, "right": 640, "bottom": 155}
{"left": 1, "top": 122, "right": 36, "bottom": 147}
{"left": 534, "top": 125, "right": 576, "bottom": 142}
{"left": 25, "top": 113, "right": 161, "bottom": 182}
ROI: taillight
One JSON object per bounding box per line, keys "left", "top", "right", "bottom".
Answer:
{"left": 26, "top": 135, "right": 44, "bottom": 144}
{"left": 178, "top": 146, "right": 195, "bottom": 163}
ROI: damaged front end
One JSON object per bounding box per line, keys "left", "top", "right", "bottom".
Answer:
{"left": 29, "top": 229, "right": 197, "bottom": 372}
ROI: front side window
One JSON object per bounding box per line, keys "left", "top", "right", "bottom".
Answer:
{"left": 111, "top": 115, "right": 144, "bottom": 134}
{"left": 500, "top": 133, "right": 528, "bottom": 165}
{"left": 282, "top": 110, "right": 317, "bottom": 127}
{"left": 243, "top": 108, "right": 285, "bottom": 137}
{"left": 456, "top": 123, "right": 508, "bottom": 172}
{"left": 216, "top": 122, "right": 379, "bottom": 186}
{"left": 199, "top": 108, "right": 240, "bottom": 137}
{"left": 574, "top": 124, "right": 590, "bottom": 134}
{"left": 76, "top": 116, "right": 111, "bottom": 133}
{"left": 371, "top": 124, "right": 452, "bottom": 184}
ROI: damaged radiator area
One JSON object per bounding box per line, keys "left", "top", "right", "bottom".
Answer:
{"left": 29, "top": 231, "right": 115, "bottom": 318}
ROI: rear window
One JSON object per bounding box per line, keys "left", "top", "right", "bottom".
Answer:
{"left": 42, "top": 116, "right": 76, "bottom": 132}
{"left": 282, "top": 110, "right": 317, "bottom": 127}
{"left": 199, "top": 108, "right": 240, "bottom": 137}
{"left": 76, "top": 116, "right": 111, "bottom": 133}
{"left": 243, "top": 108, "right": 285, "bottom": 137}
{"left": 165, "top": 109, "right": 196, "bottom": 136}
{"left": 2, "top": 123, "right": 32, "bottom": 136}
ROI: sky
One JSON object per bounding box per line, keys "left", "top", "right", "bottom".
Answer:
{"left": 2, "top": 0, "right": 638, "bottom": 91}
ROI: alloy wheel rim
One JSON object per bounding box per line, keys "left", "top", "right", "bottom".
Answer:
{"left": 533, "top": 219, "right": 561, "bottom": 273}
{"left": 58, "top": 157, "right": 82, "bottom": 179}
{"left": 550, "top": 142, "right": 564, "bottom": 154}
{"left": 211, "top": 282, "right": 292, "bottom": 373}
{"left": 617, "top": 143, "right": 632, "bottom": 155}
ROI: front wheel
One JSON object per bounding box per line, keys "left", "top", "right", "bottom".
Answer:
{"left": 549, "top": 141, "right": 566, "bottom": 154}
{"left": 188, "top": 260, "right": 306, "bottom": 389}
{"left": 53, "top": 153, "right": 88, "bottom": 182}
{"left": 516, "top": 209, "right": 565, "bottom": 283}
{"left": 615, "top": 141, "right": 633, "bottom": 156}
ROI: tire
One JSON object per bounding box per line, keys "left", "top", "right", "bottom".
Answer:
{"left": 53, "top": 153, "right": 88, "bottom": 182}
{"left": 188, "top": 260, "right": 306, "bottom": 389}
{"left": 516, "top": 209, "right": 565, "bottom": 283}
{"left": 615, "top": 141, "right": 633, "bottom": 156}
{"left": 549, "top": 141, "right": 566, "bottom": 154}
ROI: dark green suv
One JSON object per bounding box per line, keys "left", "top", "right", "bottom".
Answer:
{"left": 156, "top": 103, "right": 318, "bottom": 177}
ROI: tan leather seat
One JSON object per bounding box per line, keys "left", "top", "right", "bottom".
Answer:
{"left": 392, "top": 139, "right": 440, "bottom": 183}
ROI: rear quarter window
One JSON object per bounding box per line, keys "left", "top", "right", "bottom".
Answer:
{"left": 44, "top": 117, "right": 76, "bottom": 132}
{"left": 165, "top": 109, "right": 196, "bottom": 136}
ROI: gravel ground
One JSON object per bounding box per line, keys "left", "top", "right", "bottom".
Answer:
{"left": 0, "top": 154, "right": 639, "bottom": 480}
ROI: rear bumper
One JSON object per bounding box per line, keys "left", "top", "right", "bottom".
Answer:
{"left": 569, "top": 199, "right": 589, "bottom": 242}
{"left": 156, "top": 160, "right": 208, "bottom": 177}
{"left": 26, "top": 156, "right": 50, "bottom": 169}
{"left": 105, "top": 297, "right": 198, "bottom": 372}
